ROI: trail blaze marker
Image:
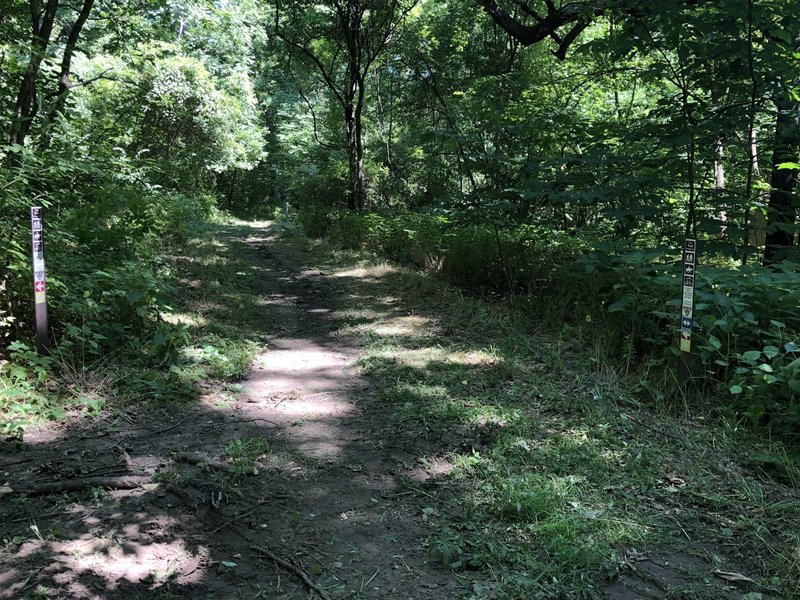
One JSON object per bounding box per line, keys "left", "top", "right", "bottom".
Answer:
{"left": 678, "top": 238, "right": 697, "bottom": 382}
{"left": 30, "top": 207, "right": 49, "bottom": 355}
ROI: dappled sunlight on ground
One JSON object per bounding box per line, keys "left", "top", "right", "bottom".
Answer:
{"left": 247, "top": 339, "right": 354, "bottom": 395}
{"left": 332, "top": 263, "right": 398, "bottom": 280}
{"left": 365, "top": 345, "right": 505, "bottom": 370}
{"left": 1, "top": 504, "right": 209, "bottom": 599}
{"left": 3, "top": 221, "right": 790, "bottom": 599}
{"left": 339, "top": 314, "right": 433, "bottom": 337}
{"left": 160, "top": 311, "right": 208, "bottom": 328}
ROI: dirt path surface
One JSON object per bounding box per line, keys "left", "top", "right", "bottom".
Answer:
{"left": 0, "top": 222, "right": 459, "bottom": 599}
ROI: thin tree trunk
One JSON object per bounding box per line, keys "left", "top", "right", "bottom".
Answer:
{"left": 763, "top": 94, "right": 799, "bottom": 263}
{"left": 47, "top": 0, "right": 95, "bottom": 127}
{"left": 345, "top": 103, "right": 358, "bottom": 210}
{"left": 354, "top": 75, "right": 366, "bottom": 210}
{"left": 742, "top": 0, "right": 758, "bottom": 260}
{"left": 9, "top": 0, "right": 59, "bottom": 147}
{"left": 269, "top": 107, "right": 280, "bottom": 205}
{"left": 714, "top": 138, "right": 725, "bottom": 190}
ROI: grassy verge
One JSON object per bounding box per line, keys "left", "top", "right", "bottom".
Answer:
{"left": 0, "top": 217, "right": 261, "bottom": 439}
{"left": 278, "top": 219, "right": 800, "bottom": 599}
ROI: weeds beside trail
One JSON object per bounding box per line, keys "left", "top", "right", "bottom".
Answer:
{"left": 0, "top": 219, "right": 797, "bottom": 600}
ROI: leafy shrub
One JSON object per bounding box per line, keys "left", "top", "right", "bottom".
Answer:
{"left": 567, "top": 249, "right": 800, "bottom": 435}
{"left": 297, "top": 208, "right": 586, "bottom": 292}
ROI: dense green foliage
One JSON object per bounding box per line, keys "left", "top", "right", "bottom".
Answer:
{"left": 264, "top": 0, "right": 800, "bottom": 442}
{"left": 0, "top": 0, "right": 265, "bottom": 435}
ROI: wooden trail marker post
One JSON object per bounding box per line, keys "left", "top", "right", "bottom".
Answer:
{"left": 30, "top": 206, "right": 49, "bottom": 355}
{"left": 678, "top": 238, "right": 697, "bottom": 383}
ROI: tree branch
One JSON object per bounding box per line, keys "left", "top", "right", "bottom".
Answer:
{"left": 476, "top": 0, "right": 601, "bottom": 58}
{"left": 275, "top": 1, "right": 346, "bottom": 108}
{"left": 287, "top": 61, "right": 342, "bottom": 150}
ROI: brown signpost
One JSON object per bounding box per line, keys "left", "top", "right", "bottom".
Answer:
{"left": 678, "top": 238, "right": 696, "bottom": 383}
{"left": 30, "top": 206, "right": 49, "bottom": 355}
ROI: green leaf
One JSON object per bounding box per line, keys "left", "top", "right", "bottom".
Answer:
{"left": 763, "top": 346, "right": 780, "bottom": 359}
{"left": 729, "top": 384, "right": 743, "bottom": 394}
{"left": 741, "top": 350, "right": 761, "bottom": 362}
{"left": 607, "top": 298, "right": 630, "bottom": 313}
{"left": 785, "top": 342, "right": 798, "bottom": 353}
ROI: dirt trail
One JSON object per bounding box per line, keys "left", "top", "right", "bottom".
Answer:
{"left": 0, "top": 222, "right": 458, "bottom": 599}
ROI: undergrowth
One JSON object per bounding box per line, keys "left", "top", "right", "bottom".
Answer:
{"left": 296, "top": 206, "right": 800, "bottom": 449}
{"left": 0, "top": 200, "right": 261, "bottom": 439}
{"left": 279, "top": 217, "right": 800, "bottom": 600}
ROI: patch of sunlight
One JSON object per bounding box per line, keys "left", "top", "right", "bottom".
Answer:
{"left": 396, "top": 382, "right": 450, "bottom": 400}
{"left": 47, "top": 535, "right": 210, "bottom": 588}
{"left": 332, "top": 308, "right": 383, "bottom": 320}
{"left": 198, "top": 255, "right": 228, "bottom": 266}
{"left": 368, "top": 345, "right": 504, "bottom": 369}
{"left": 332, "top": 262, "right": 397, "bottom": 279}
{"left": 448, "top": 349, "right": 503, "bottom": 366}
{"left": 254, "top": 296, "right": 297, "bottom": 306}
{"left": 368, "top": 346, "right": 449, "bottom": 368}
{"left": 344, "top": 315, "right": 433, "bottom": 337}
{"left": 160, "top": 312, "right": 207, "bottom": 327}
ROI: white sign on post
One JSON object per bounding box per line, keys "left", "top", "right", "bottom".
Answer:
{"left": 30, "top": 207, "right": 49, "bottom": 354}
{"left": 680, "top": 239, "right": 696, "bottom": 353}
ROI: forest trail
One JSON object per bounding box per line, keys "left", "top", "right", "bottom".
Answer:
{"left": 0, "top": 220, "right": 793, "bottom": 599}
{"left": 0, "top": 221, "right": 460, "bottom": 599}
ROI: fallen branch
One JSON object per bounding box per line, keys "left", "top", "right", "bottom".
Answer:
{"left": 171, "top": 451, "right": 258, "bottom": 475}
{"left": 1, "top": 476, "right": 151, "bottom": 497}
{"left": 251, "top": 545, "right": 332, "bottom": 600}
{"left": 0, "top": 457, "right": 32, "bottom": 469}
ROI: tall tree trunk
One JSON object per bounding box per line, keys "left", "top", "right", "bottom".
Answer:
{"left": 268, "top": 106, "right": 280, "bottom": 205}
{"left": 342, "top": 0, "right": 367, "bottom": 211}
{"left": 763, "top": 94, "right": 800, "bottom": 263}
{"left": 345, "top": 103, "right": 359, "bottom": 210}
{"left": 9, "top": 0, "right": 59, "bottom": 147}
{"left": 47, "top": 0, "right": 95, "bottom": 127}
{"left": 354, "top": 106, "right": 366, "bottom": 210}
